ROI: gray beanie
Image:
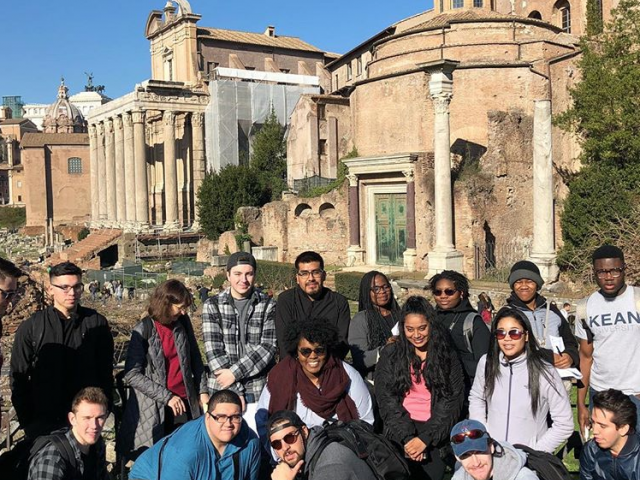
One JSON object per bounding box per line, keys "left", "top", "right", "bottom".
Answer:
{"left": 508, "top": 260, "right": 543, "bottom": 289}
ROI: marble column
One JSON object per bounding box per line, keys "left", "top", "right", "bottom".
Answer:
{"left": 346, "top": 173, "right": 365, "bottom": 266}
{"left": 427, "top": 65, "right": 463, "bottom": 276}
{"left": 163, "top": 111, "right": 180, "bottom": 231}
{"left": 132, "top": 110, "right": 149, "bottom": 230}
{"left": 105, "top": 119, "right": 117, "bottom": 226}
{"left": 114, "top": 116, "right": 126, "bottom": 226}
{"left": 529, "top": 99, "right": 559, "bottom": 282}
{"left": 97, "top": 123, "right": 107, "bottom": 223}
{"left": 403, "top": 169, "right": 418, "bottom": 271}
{"left": 191, "top": 112, "right": 205, "bottom": 231}
{"left": 123, "top": 112, "right": 136, "bottom": 229}
{"left": 88, "top": 124, "right": 99, "bottom": 226}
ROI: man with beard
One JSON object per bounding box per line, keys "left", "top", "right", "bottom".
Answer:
{"left": 0, "top": 257, "right": 21, "bottom": 374}
{"left": 267, "top": 410, "right": 376, "bottom": 480}
{"left": 575, "top": 245, "right": 640, "bottom": 435}
{"left": 275, "top": 252, "right": 350, "bottom": 359}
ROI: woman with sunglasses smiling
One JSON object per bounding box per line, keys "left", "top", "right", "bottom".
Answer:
{"left": 256, "top": 319, "right": 374, "bottom": 444}
{"left": 469, "top": 306, "right": 573, "bottom": 453}
{"left": 118, "top": 280, "right": 209, "bottom": 460}
{"left": 349, "top": 271, "right": 401, "bottom": 380}
{"left": 374, "top": 296, "right": 464, "bottom": 480}
{"left": 429, "top": 270, "right": 490, "bottom": 400}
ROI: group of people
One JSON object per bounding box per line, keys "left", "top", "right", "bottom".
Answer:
{"left": 0, "top": 244, "right": 638, "bottom": 480}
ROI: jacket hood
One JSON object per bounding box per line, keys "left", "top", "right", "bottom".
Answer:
{"left": 304, "top": 426, "right": 325, "bottom": 473}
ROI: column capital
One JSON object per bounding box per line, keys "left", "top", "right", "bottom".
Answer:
{"left": 346, "top": 173, "right": 358, "bottom": 187}
{"left": 163, "top": 111, "right": 176, "bottom": 126}
{"left": 114, "top": 116, "right": 123, "bottom": 131}
{"left": 88, "top": 124, "right": 97, "bottom": 139}
{"left": 122, "top": 112, "right": 133, "bottom": 128}
{"left": 402, "top": 169, "right": 415, "bottom": 182}
{"left": 97, "top": 122, "right": 105, "bottom": 135}
{"left": 105, "top": 118, "right": 114, "bottom": 134}
{"left": 131, "top": 110, "right": 145, "bottom": 124}
{"left": 431, "top": 93, "right": 453, "bottom": 115}
{"left": 191, "top": 111, "right": 204, "bottom": 127}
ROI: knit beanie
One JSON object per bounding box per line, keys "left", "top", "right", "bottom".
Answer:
{"left": 508, "top": 260, "right": 543, "bottom": 289}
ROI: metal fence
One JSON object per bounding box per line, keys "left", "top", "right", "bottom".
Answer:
{"left": 473, "top": 240, "right": 532, "bottom": 282}
{"left": 293, "top": 175, "right": 336, "bottom": 192}
{"left": 85, "top": 266, "right": 167, "bottom": 291}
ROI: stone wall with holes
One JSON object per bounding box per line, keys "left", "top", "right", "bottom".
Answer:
{"left": 237, "top": 184, "right": 350, "bottom": 267}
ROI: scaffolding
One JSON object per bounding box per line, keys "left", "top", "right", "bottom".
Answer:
{"left": 205, "top": 75, "right": 319, "bottom": 172}
{"left": 2, "top": 96, "right": 24, "bottom": 119}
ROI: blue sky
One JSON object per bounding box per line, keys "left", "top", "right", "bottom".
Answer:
{"left": 2, "top": 0, "right": 431, "bottom": 104}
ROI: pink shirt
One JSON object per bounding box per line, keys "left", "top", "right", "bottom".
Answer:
{"left": 402, "top": 366, "right": 432, "bottom": 422}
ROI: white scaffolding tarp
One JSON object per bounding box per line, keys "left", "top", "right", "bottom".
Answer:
{"left": 205, "top": 78, "right": 319, "bottom": 172}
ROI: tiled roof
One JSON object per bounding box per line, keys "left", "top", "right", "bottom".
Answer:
{"left": 198, "top": 27, "right": 324, "bottom": 53}
{"left": 406, "top": 9, "right": 556, "bottom": 31}
{"left": 21, "top": 133, "right": 89, "bottom": 148}
{"left": 0, "top": 118, "right": 32, "bottom": 125}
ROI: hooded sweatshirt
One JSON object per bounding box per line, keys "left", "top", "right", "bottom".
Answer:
{"left": 469, "top": 353, "right": 574, "bottom": 453}
{"left": 303, "top": 426, "right": 377, "bottom": 480}
{"left": 452, "top": 442, "right": 538, "bottom": 480}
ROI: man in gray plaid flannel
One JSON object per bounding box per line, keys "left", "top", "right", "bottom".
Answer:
{"left": 203, "top": 252, "right": 277, "bottom": 433}
{"left": 28, "top": 387, "right": 109, "bottom": 480}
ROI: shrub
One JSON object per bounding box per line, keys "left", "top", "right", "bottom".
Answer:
{"left": 335, "top": 271, "right": 365, "bottom": 302}
{"left": 211, "top": 273, "right": 227, "bottom": 289}
{"left": 257, "top": 260, "right": 297, "bottom": 291}
{"left": 0, "top": 206, "right": 26, "bottom": 230}
{"left": 78, "top": 227, "right": 90, "bottom": 241}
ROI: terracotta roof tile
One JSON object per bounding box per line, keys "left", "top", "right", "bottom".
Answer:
{"left": 20, "top": 132, "right": 89, "bottom": 148}
{"left": 406, "top": 9, "right": 555, "bottom": 31}
{"left": 198, "top": 27, "right": 324, "bottom": 53}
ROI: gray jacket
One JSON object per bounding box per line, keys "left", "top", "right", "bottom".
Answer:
{"left": 117, "top": 315, "right": 207, "bottom": 456}
{"left": 452, "top": 441, "right": 538, "bottom": 480}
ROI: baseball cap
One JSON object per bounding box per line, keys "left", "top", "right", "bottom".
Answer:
{"left": 226, "top": 252, "right": 257, "bottom": 272}
{"left": 267, "top": 410, "right": 305, "bottom": 436}
{"left": 450, "top": 420, "right": 490, "bottom": 457}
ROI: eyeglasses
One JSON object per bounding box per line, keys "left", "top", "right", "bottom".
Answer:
{"left": 371, "top": 284, "right": 391, "bottom": 294}
{"left": 208, "top": 412, "right": 243, "bottom": 424}
{"left": 0, "top": 287, "right": 18, "bottom": 300}
{"left": 270, "top": 430, "right": 301, "bottom": 450}
{"left": 450, "top": 429, "right": 487, "bottom": 445}
{"left": 594, "top": 267, "right": 625, "bottom": 279}
{"left": 495, "top": 328, "right": 525, "bottom": 340}
{"left": 297, "top": 269, "right": 324, "bottom": 279}
{"left": 433, "top": 288, "right": 457, "bottom": 297}
{"left": 51, "top": 283, "right": 84, "bottom": 293}
{"left": 298, "top": 346, "right": 327, "bottom": 357}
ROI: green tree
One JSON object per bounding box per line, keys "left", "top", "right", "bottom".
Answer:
{"left": 196, "top": 165, "right": 268, "bottom": 240}
{"left": 250, "top": 108, "right": 287, "bottom": 201}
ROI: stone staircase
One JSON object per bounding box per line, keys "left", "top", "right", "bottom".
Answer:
{"left": 47, "top": 228, "right": 123, "bottom": 268}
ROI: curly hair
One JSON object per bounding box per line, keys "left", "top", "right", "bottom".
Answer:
{"left": 385, "top": 295, "right": 457, "bottom": 398}
{"left": 284, "top": 318, "right": 340, "bottom": 357}
{"left": 484, "top": 306, "right": 558, "bottom": 416}
{"left": 357, "top": 271, "right": 401, "bottom": 349}
{"left": 428, "top": 270, "right": 470, "bottom": 299}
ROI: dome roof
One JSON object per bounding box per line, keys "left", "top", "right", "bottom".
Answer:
{"left": 42, "top": 79, "right": 86, "bottom": 133}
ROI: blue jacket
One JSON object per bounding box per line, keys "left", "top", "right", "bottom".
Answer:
{"left": 129, "top": 416, "right": 260, "bottom": 480}
{"left": 580, "top": 433, "right": 640, "bottom": 480}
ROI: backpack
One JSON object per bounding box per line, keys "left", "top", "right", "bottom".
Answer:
{"left": 308, "top": 420, "right": 410, "bottom": 480}
{"left": 513, "top": 444, "right": 573, "bottom": 480}
{"left": 449, "top": 313, "right": 488, "bottom": 354}
{"left": 575, "top": 286, "right": 640, "bottom": 343}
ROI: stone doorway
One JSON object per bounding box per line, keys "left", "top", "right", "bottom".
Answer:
{"left": 374, "top": 193, "right": 407, "bottom": 266}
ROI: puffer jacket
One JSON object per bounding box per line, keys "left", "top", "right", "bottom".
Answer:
{"left": 452, "top": 441, "right": 538, "bottom": 480}
{"left": 117, "top": 315, "right": 207, "bottom": 457}
{"left": 374, "top": 342, "right": 465, "bottom": 449}
{"left": 469, "top": 352, "right": 574, "bottom": 453}
{"left": 580, "top": 433, "right": 640, "bottom": 480}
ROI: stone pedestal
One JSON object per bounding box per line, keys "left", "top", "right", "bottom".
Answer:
{"left": 347, "top": 245, "right": 366, "bottom": 266}
{"left": 403, "top": 248, "right": 418, "bottom": 271}
{"left": 428, "top": 250, "right": 464, "bottom": 275}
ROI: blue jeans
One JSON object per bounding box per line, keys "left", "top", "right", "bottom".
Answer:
{"left": 590, "top": 387, "right": 640, "bottom": 431}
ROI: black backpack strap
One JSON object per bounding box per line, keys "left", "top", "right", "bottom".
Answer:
{"left": 29, "top": 310, "right": 47, "bottom": 368}
{"left": 462, "top": 313, "right": 478, "bottom": 354}
{"left": 233, "top": 450, "right": 240, "bottom": 480}
{"left": 49, "top": 434, "right": 79, "bottom": 472}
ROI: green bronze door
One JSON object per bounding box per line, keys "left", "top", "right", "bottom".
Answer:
{"left": 375, "top": 193, "right": 407, "bottom": 266}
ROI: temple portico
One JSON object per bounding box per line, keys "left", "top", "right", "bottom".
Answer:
{"left": 87, "top": 81, "right": 208, "bottom": 232}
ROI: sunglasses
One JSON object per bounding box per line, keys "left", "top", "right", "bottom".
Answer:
{"left": 495, "top": 328, "right": 525, "bottom": 340}
{"left": 270, "top": 430, "right": 301, "bottom": 450}
{"left": 433, "top": 288, "right": 457, "bottom": 297}
{"left": 298, "top": 347, "right": 327, "bottom": 357}
{"left": 450, "top": 429, "right": 486, "bottom": 444}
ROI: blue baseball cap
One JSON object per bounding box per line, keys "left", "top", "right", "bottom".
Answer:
{"left": 450, "top": 420, "right": 490, "bottom": 457}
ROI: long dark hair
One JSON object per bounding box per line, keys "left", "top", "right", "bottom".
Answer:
{"left": 386, "top": 296, "right": 457, "bottom": 398}
{"left": 357, "top": 271, "right": 400, "bottom": 349}
{"left": 484, "top": 306, "right": 558, "bottom": 415}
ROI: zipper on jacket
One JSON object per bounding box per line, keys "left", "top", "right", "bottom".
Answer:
{"left": 505, "top": 362, "right": 513, "bottom": 442}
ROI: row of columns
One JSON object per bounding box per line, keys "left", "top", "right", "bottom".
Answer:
{"left": 88, "top": 110, "right": 206, "bottom": 232}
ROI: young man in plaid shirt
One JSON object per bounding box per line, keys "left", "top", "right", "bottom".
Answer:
{"left": 203, "top": 252, "right": 277, "bottom": 433}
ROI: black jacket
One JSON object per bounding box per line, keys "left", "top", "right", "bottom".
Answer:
{"left": 374, "top": 343, "right": 464, "bottom": 449}
{"left": 506, "top": 293, "right": 579, "bottom": 368}
{"left": 275, "top": 286, "right": 351, "bottom": 359}
{"left": 10, "top": 305, "right": 114, "bottom": 438}
{"left": 435, "top": 298, "right": 490, "bottom": 386}
{"left": 580, "top": 433, "right": 640, "bottom": 480}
